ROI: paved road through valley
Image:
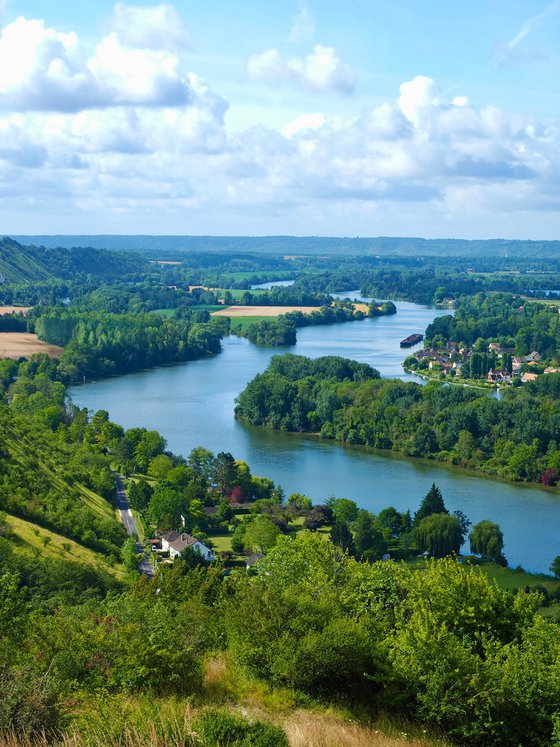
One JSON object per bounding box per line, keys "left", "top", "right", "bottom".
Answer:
{"left": 114, "top": 473, "right": 154, "bottom": 578}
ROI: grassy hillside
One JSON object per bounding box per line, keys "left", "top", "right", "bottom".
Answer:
{"left": 0, "top": 236, "right": 145, "bottom": 284}
{"left": 0, "top": 237, "right": 53, "bottom": 282}
{"left": 5, "top": 513, "right": 126, "bottom": 582}
{"left": 0, "top": 409, "right": 126, "bottom": 558}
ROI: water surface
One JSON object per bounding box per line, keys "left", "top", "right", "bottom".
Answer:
{"left": 69, "top": 301, "right": 559, "bottom": 572}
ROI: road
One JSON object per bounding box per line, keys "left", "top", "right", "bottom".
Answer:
{"left": 114, "top": 473, "right": 154, "bottom": 578}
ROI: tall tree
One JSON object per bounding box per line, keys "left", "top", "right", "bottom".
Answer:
{"left": 416, "top": 514, "right": 463, "bottom": 558}
{"left": 413, "top": 483, "right": 448, "bottom": 527}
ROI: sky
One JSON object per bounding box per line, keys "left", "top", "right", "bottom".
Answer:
{"left": 1, "top": 1, "right": 560, "bottom": 239}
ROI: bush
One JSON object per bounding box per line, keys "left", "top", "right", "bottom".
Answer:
{"left": 193, "top": 708, "right": 288, "bottom": 746}
{"left": 0, "top": 667, "right": 60, "bottom": 740}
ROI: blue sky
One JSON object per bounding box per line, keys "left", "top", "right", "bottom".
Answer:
{"left": 1, "top": 1, "right": 560, "bottom": 238}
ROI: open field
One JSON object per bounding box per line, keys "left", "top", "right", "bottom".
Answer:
{"left": 0, "top": 305, "right": 32, "bottom": 315}
{"left": 521, "top": 295, "right": 560, "bottom": 307}
{"left": 353, "top": 302, "right": 370, "bottom": 313}
{"left": 212, "top": 305, "right": 319, "bottom": 317}
{"left": 478, "top": 562, "right": 560, "bottom": 593}
{"left": 0, "top": 332, "right": 62, "bottom": 359}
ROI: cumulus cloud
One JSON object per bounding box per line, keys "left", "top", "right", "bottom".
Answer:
{"left": 0, "top": 9, "right": 199, "bottom": 112}
{"left": 0, "top": 6, "right": 558, "bottom": 243}
{"left": 282, "top": 112, "right": 325, "bottom": 138}
{"left": 247, "top": 44, "right": 356, "bottom": 94}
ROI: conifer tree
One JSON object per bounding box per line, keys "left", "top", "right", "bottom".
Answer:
{"left": 413, "top": 483, "right": 448, "bottom": 526}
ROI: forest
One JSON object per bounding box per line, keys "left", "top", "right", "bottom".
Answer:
{"left": 236, "top": 353, "right": 560, "bottom": 485}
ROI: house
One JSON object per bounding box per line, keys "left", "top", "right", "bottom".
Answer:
{"left": 525, "top": 351, "right": 542, "bottom": 363}
{"left": 544, "top": 367, "right": 560, "bottom": 375}
{"left": 488, "top": 343, "right": 501, "bottom": 353}
{"left": 160, "top": 530, "right": 214, "bottom": 561}
{"left": 486, "top": 370, "right": 512, "bottom": 384}
{"left": 521, "top": 372, "right": 539, "bottom": 383}
{"left": 512, "top": 357, "right": 524, "bottom": 373}
{"left": 245, "top": 552, "right": 265, "bottom": 570}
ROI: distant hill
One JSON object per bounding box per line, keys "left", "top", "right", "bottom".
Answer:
{"left": 0, "top": 237, "right": 53, "bottom": 282}
{"left": 0, "top": 236, "right": 145, "bottom": 283}
{"left": 10, "top": 234, "right": 560, "bottom": 258}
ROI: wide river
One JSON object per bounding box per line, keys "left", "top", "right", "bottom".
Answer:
{"left": 69, "top": 298, "right": 560, "bottom": 573}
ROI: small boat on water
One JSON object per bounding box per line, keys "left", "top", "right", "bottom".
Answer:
{"left": 400, "top": 333, "right": 423, "bottom": 348}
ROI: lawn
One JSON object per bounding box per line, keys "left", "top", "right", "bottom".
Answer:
{"left": 215, "top": 288, "right": 267, "bottom": 300}
{"left": 477, "top": 561, "right": 560, "bottom": 593}
{"left": 226, "top": 316, "right": 272, "bottom": 331}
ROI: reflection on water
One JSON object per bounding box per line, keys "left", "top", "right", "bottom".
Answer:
{"left": 69, "top": 301, "right": 559, "bottom": 573}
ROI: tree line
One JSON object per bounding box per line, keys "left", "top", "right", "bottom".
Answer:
{"left": 236, "top": 353, "right": 560, "bottom": 485}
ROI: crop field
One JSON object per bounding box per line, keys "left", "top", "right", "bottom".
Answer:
{"left": 0, "top": 332, "right": 63, "bottom": 359}
{"left": 0, "top": 305, "right": 33, "bottom": 315}
{"left": 212, "top": 305, "right": 318, "bottom": 317}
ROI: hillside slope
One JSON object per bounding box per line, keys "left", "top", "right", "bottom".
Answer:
{"left": 0, "top": 237, "right": 53, "bottom": 282}
{"left": 0, "top": 236, "right": 145, "bottom": 283}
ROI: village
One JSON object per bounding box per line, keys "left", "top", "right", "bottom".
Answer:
{"left": 405, "top": 340, "right": 560, "bottom": 386}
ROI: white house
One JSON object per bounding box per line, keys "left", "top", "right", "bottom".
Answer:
{"left": 160, "top": 530, "right": 214, "bottom": 561}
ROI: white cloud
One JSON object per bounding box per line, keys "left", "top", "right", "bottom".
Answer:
{"left": 247, "top": 44, "right": 356, "bottom": 94}
{"left": 110, "top": 3, "right": 189, "bottom": 50}
{"left": 0, "top": 2, "right": 558, "bottom": 243}
{"left": 282, "top": 112, "right": 325, "bottom": 138}
{"left": 0, "top": 11, "right": 199, "bottom": 112}
{"left": 506, "top": 1, "right": 559, "bottom": 51}
{"left": 398, "top": 75, "right": 443, "bottom": 127}
{"left": 287, "top": 2, "right": 315, "bottom": 43}
{"left": 494, "top": 1, "right": 560, "bottom": 63}
{"left": 89, "top": 34, "right": 191, "bottom": 107}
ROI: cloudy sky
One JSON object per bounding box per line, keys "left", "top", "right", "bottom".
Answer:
{"left": 1, "top": 1, "right": 560, "bottom": 238}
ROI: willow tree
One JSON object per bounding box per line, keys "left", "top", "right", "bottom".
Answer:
{"left": 416, "top": 514, "right": 462, "bottom": 558}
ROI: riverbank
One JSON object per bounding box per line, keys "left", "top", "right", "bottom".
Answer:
{"left": 69, "top": 302, "right": 560, "bottom": 573}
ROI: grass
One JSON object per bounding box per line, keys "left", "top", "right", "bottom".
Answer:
{"left": 209, "top": 533, "right": 233, "bottom": 553}
{"left": 5, "top": 514, "right": 126, "bottom": 581}
{"left": 476, "top": 561, "right": 560, "bottom": 593}
{"left": 151, "top": 308, "right": 177, "bottom": 317}
{"left": 227, "top": 315, "right": 273, "bottom": 331}
{"left": 76, "top": 484, "right": 115, "bottom": 521}
{"left": 219, "top": 271, "right": 266, "bottom": 281}
{"left": 215, "top": 287, "right": 267, "bottom": 299}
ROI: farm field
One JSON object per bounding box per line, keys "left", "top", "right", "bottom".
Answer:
{"left": 212, "top": 304, "right": 319, "bottom": 317}
{"left": 0, "top": 332, "right": 62, "bottom": 358}
{"left": 0, "top": 305, "right": 32, "bottom": 314}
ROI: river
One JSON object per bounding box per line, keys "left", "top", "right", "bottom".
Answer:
{"left": 68, "top": 300, "right": 560, "bottom": 573}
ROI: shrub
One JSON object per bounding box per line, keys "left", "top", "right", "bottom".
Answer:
{"left": 193, "top": 708, "right": 288, "bottom": 746}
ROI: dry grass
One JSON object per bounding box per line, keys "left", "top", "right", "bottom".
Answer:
{"left": 0, "top": 333, "right": 62, "bottom": 359}
{"left": 353, "top": 303, "right": 370, "bottom": 313}
{"left": 212, "top": 305, "right": 320, "bottom": 317}
{"left": 283, "top": 712, "right": 438, "bottom": 747}
{"left": 0, "top": 306, "right": 32, "bottom": 315}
